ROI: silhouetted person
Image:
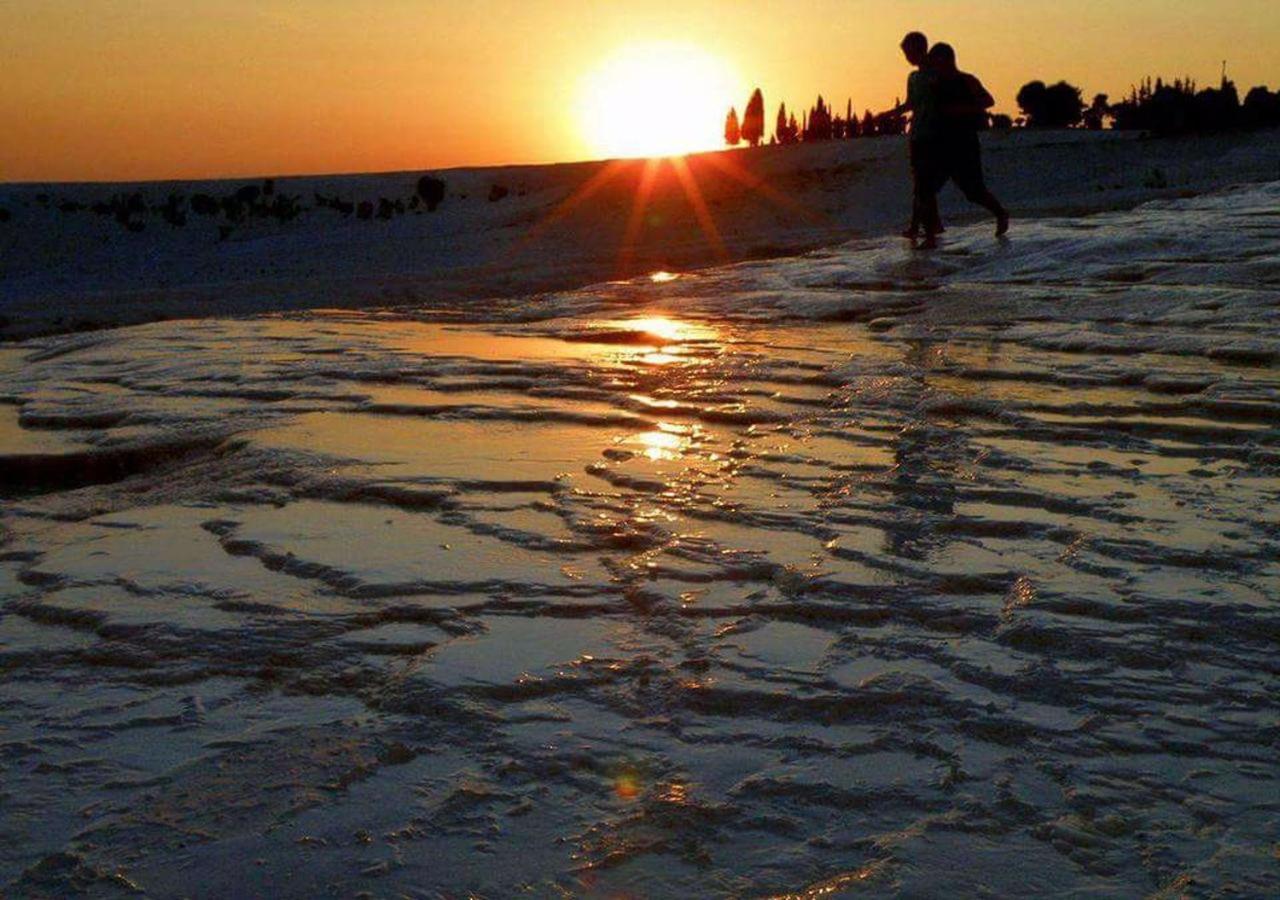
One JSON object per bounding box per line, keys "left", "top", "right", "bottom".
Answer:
{"left": 886, "top": 32, "right": 944, "bottom": 241}
{"left": 917, "top": 43, "right": 1009, "bottom": 246}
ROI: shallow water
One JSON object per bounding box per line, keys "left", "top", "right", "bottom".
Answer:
{"left": 2, "top": 185, "right": 1279, "bottom": 897}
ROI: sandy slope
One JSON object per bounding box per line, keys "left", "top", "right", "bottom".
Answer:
{"left": 2, "top": 128, "right": 1279, "bottom": 339}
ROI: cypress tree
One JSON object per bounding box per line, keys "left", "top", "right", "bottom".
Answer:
{"left": 742, "top": 88, "right": 766, "bottom": 147}
{"left": 724, "top": 107, "right": 741, "bottom": 146}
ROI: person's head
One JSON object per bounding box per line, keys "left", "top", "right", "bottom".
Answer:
{"left": 900, "top": 32, "right": 928, "bottom": 66}
{"left": 928, "top": 43, "right": 958, "bottom": 74}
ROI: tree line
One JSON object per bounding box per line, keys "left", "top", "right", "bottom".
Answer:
{"left": 1024, "top": 76, "right": 1280, "bottom": 134}
{"left": 724, "top": 88, "right": 908, "bottom": 148}
{"left": 724, "top": 73, "right": 1280, "bottom": 147}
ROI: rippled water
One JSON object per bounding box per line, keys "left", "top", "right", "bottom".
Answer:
{"left": 2, "top": 185, "right": 1279, "bottom": 897}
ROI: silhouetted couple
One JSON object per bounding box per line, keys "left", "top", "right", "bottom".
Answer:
{"left": 893, "top": 32, "right": 1009, "bottom": 248}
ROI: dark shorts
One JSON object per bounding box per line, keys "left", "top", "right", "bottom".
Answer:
{"left": 943, "top": 132, "right": 987, "bottom": 198}
{"left": 909, "top": 138, "right": 945, "bottom": 195}
{"left": 912, "top": 133, "right": 986, "bottom": 199}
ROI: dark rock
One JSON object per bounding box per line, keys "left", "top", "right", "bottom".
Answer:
{"left": 357, "top": 200, "right": 374, "bottom": 220}
{"left": 488, "top": 184, "right": 510, "bottom": 202}
{"left": 0, "top": 207, "right": 10, "bottom": 223}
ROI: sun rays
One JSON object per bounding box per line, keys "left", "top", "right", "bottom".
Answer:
{"left": 514, "top": 148, "right": 839, "bottom": 286}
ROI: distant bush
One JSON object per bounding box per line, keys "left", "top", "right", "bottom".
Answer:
{"left": 357, "top": 200, "right": 373, "bottom": 220}
{"left": 1016, "top": 80, "right": 1085, "bottom": 128}
{"left": 0, "top": 207, "right": 10, "bottom": 223}
{"left": 222, "top": 196, "right": 245, "bottom": 223}
{"left": 991, "top": 114, "right": 1013, "bottom": 130}
{"left": 160, "top": 193, "right": 187, "bottom": 227}
{"left": 269, "top": 194, "right": 302, "bottom": 222}
{"left": 416, "top": 176, "right": 446, "bottom": 212}
{"left": 488, "top": 184, "right": 509, "bottom": 202}
{"left": 191, "top": 194, "right": 219, "bottom": 216}
{"left": 315, "top": 193, "right": 355, "bottom": 216}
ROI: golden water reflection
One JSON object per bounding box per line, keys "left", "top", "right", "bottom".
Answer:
{"left": 381, "top": 316, "right": 719, "bottom": 368}
{"left": 631, "top": 428, "right": 684, "bottom": 461}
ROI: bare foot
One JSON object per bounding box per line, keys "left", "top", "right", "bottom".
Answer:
{"left": 996, "top": 212, "right": 1010, "bottom": 237}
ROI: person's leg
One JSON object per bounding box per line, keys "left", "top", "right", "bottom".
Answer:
{"left": 953, "top": 135, "right": 1009, "bottom": 235}
{"left": 917, "top": 139, "right": 945, "bottom": 247}
{"left": 904, "top": 141, "right": 922, "bottom": 239}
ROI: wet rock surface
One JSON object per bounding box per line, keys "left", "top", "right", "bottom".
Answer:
{"left": 1, "top": 186, "right": 1279, "bottom": 897}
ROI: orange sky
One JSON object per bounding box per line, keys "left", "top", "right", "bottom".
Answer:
{"left": 2, "top": 1, "right": 1277, "bottom": 182}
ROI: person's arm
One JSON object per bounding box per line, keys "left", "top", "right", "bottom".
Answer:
{"left": 966, "top": 74, "right": 995, "bottom": 110}
{"left": 941, "top": 75, "right": 995, "bottom": 118}
{"left": 882, "top": 74, "right": 917, "bottom": 118}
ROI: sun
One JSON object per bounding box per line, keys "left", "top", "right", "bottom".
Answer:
{"left": 578, "top": 42, "right": 741, "bottom": 159}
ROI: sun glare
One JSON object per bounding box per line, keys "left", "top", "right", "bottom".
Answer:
{"left": 578, "top": 43, "right": 740, "bottom": 159}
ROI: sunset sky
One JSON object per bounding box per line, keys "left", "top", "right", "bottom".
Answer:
{"left": 3, "top": 0, "right": 1278, "bottom": 182}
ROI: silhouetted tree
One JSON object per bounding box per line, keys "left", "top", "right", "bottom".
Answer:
{"left": 1083, "top": 93, "right": 1110, "bottom": 130}
{"left": 805, "top": 95, "right": 833, "bottom": 141}
{"left": 1017, "top": 80, "right": 1085, "bottom": 128}
{"left": 742, "top": 88, "right": 765, "bottom": 147}
{"left": 724, "top": 107, "right": 741, "bottom": 146}
{"left": 1110, "top": 75, "right": 1258, "bottom": 134}
{"left": 774, "top": 103, "right": 799, "bottom": 144}
{"left": 1194, "top": 78, "right": 1240, "bottom": 131}
{"left": 1242, "top": 86, "right": 1280, "bottom": 129}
